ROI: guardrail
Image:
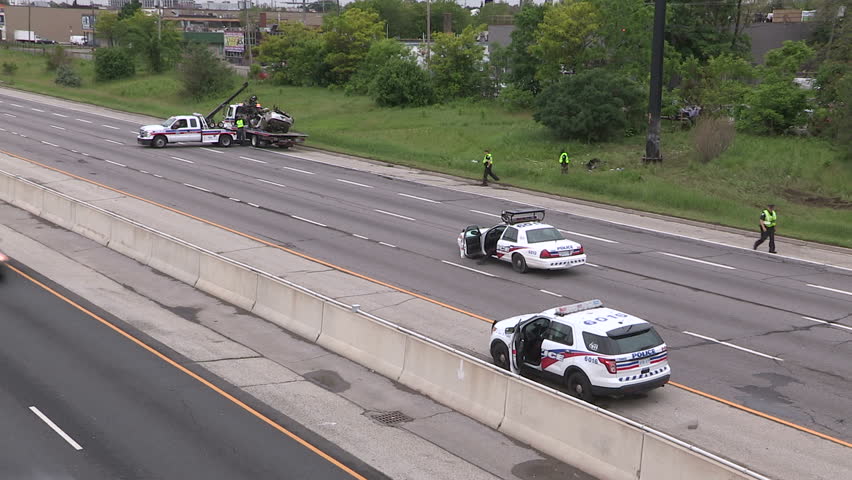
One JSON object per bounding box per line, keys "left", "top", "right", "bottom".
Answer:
{"left": 0, "top": 168, "right": 771, "bottom": 480}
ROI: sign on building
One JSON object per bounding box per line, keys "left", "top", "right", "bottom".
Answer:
{"left": 224, "top": 31, "right": 245, "bottom": 54}
{"left": 82, "top": 15, "right": 96, "bottom": 30}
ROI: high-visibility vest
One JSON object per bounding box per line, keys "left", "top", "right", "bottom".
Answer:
{"left": 483, "top": 153, "right": 493, "bottom": 164}
{"left": 560, "top": 152, "right": 570, "bottom": 164}
{"left": 236, "top": 119, "right": 245, "bottom": 128}
{"left": 762, "top": 209, "right": 777, "bottom": 227}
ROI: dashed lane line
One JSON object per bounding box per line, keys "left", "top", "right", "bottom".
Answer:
{"left": 398, "top": 193, "right": 440, "bottom": 203}
{"left": 682, "top": 331, "right": 783, "bottom": 361}
{"left": 441, "top": 260, "right": 496, "bottom": 277}
{"left": 656, "top": 252, "right": 736, "bottom": 270}
{"left": 29, "top": 406, "right": 83, "bottom": 451}
{"left": 374, "top": 209, "right": 415, "bottom": 221}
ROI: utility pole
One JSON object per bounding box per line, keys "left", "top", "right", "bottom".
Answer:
{"left": 157, "top": 0, "right": 162, "bottom": 40}
{"left": 643, "top": 0, "right": 667, "bottom": 163}
{"left": 28, "top": 2, "right": 32, "bottom": 42}
{"left": 426, "top": 0, "right": 431, "bottom": 68}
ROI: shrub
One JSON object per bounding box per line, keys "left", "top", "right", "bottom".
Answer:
{"left": 498, "top": 85, "right": 535, "bottom": 112}
{"left": 736, "top": 80, "right": 808, "bottom": 135}
{"left": 533, "top": 69, "right": 645, "bottom": 142}
{"left": 1, "top": 62, "right": 18, "bottom": 76}
{"left": 691, "top": 116, "right": 735, "bottom": 163}
{"left": 54, "top": 64, "right": 82, "bottom": 87}
{"left": 46, "top": 45, "right": 70, "bottom": 71}
{"left": 369, "top": 57, "right": 434, "bottom": 107}
{"left": 94, "top": 47, "right": 136, "bottom": 81}
{"left": 177, "top": 42, "right": 237, "bottom": 101}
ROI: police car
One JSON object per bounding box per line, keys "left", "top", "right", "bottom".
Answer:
{"left": 457, "top": 209, "right": 586, "bottom": 273}
{"left": 489, "top": 299, "right": 670, "bottom": 401}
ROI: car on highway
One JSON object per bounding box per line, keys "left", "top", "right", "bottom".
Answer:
{"left": 457, "top": 209, "right": 586, "bottom": 273}
{"left": 489, "top": 299, "right": 670, "bottom": 401}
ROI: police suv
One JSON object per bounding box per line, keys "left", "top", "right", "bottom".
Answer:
{"left": 489, "top": 299, "right": 670, "bottom": 401}
{"left": 457, "top": 209, "right": 586, "bottom": 273}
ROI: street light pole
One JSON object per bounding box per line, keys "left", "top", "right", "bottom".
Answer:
{"left": 426, "top": 0, "right": 431, "bottom": 68}
{"left": 643, "top": 0, "right": 667, "bottom": 163}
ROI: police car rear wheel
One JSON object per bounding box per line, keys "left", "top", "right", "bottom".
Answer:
{"left": 566, "top": 372, "right": 594, "bottom": 402}
{"left": 490, "top": 342, "right": 510, "bottom": 370}
{"left": 512, "top": 254, "right": 528, "bottom": 273}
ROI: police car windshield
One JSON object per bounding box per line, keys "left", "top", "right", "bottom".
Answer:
{"left": 526, "top": 227, "right": 564, "bottom": 244}
{"left": 161, "top": 117, "right": 177, "bottom": 127}
{"left": 583, "top": 328, "right": 664, "bottom": 355}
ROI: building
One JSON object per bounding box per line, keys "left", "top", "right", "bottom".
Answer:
{"left": 0, "top": 5, "right": 100, "bottom": 44}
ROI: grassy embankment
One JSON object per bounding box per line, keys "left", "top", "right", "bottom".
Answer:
{"left": 1, "top": 48, "right": 850, "bottom": 248}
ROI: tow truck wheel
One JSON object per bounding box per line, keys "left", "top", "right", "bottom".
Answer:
{"left": 152, "top": 135, "right": 167, "bottom": 148}
{"left": 490, "top": 342, "right": 510, "bottom": 370}
{"left": 218, "top": 134, "right": 233, "bottom": 147}
{"left": 566, "top": 371, "right": 594, "bottom": 402}
{"left": 512, "top": 254, "right": 528, "bottom": 273}
{"left": 251, "top": 135, "right": 259, "bottom": 147}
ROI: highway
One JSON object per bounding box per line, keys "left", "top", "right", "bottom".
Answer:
{"left": 0, "top": 259, "right": 383, "bottom": 480}
{"left": 1, "top": 91, "right": 851, "bottom": 445}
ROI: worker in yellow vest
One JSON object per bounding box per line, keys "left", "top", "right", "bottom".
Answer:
{"left": 559, "top": 148, "right": 570, "bottom": 174}
{"left": 481, "top": 149, "right": 500, "bottom": 186}
{"left": 236, "top": 117, "right": 246, "bottom": 145}
{"left": 753, "top": 203, "right": 778, "bottom": 253}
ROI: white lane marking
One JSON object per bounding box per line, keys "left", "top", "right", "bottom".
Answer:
{"left": 442, "top": 260, "right": 496, "bottom": 277}
{"left": 353, "top": 234, "right": 369, "bottom": 240}
{"left": 0, "top": 127, "right": 6, "bottom": 131}
{"left": 153, "top": 174, "right": 163, "bottom": 178}
{"left": 29, "top": 406, "right": 83, "bottom": 451}
{"left": 682, "top": 331, "right": 783, "bottom": 361}
{"left": 337, "top": 179, "right": 373, "bottom": 188}
{"left": 20, "top": 134, "right": 28, "bottom": 138}
{"left": 379, "top": 242, "right": 397, "bottom": 248}
{"left": 41, "top": 141, "right": 59, "bottom": 147}
{"left": 375, "top": 209, "right": 415, "bottom": 221}
{"left": 81, "top": 153, "right": 90, "bottom": 157}
{"left": 256, "top": 178, "right": 287, "bottom": 188}
{"left": 807, "top": 284, "right": 852, "bottom": 297}
{"left": 170, "top": 156, "right": 194, "bottom": 164}
{"left": 228, "top": 197, "right": 241, "bottom": 202}
{"left": 559, "top": 229, "right": 618, "bottom": 244}
{"left": 49, "top": 125, "right": 66, "bottom": 130}
{"left": 184, "top": 183, "right": 212, "bottom": 193}
{"left": 240, "top": 156, "right": 268, "bottom": 164}
{"left": 31, "top": 108, "right": 45, "bottom": 112}
{"left": 128, "top": 130, "right": 138, "bottom": 135}
{"left": 10, "top": 103, "right": 24, "bottom": 108}
{"left": 292, "top": 215, "right": 327, "bottom": 227}
{"left": 71, "top": 150, "right": 78, "bottom": 153}
{"left": 585, "top": 262, "right": 601, "bottom": 268}
{"left": 101, "top": 124, "right": 120, "bottom": 130}
{"left": 540, "top": 289, "right": 562, "bottom": 297}
{"left": 801, "top": 316, "right": 852, "bottom": 333}
{"left": 105, "top": 160, "right": 126, "bottom": 167}
{"left": 200, "top": 147, "right": 223, "bottom": 154}
{"left": 140, "top": 170, "right": 148, "bottom": 174}
{"left": 52, "top": 113, "right": 69, "bottom": 118}
{"left": 247, "top": 202, "right": 260, "bottom": 208}
{"left": 104, "top": 139, "right": 123, "bottom": 145}
{"left": 656, "top": 252, "right": 736, "bottom": 270}
{"left": 75, "top": 118, "right": 92, "bottom": 124}
{"left": 3, "top": 113, "right": 16, "bottom": 117}
{"left": 398, "top": 192, "right": 440, "bottom": 203}
{"left": 470, "top": 209, "right": 500, "bottom": 218}
{"left": 282, "top": 166, "right": 314, "bottom": 175}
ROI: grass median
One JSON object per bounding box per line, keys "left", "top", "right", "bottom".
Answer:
{"left": 2, "top": 48, "right": 850, "bottom": 248}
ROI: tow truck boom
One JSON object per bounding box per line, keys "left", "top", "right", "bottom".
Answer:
{"left": 205, "top": 82, "right": 249, "bottom": 125}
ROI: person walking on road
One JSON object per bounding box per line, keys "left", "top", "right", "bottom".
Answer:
{"left": 236, "top": 117, "right": 246, "bottom": 145}
{"left": 753, "top": 203, "right": 778, "bottom": 253}
{"left": 559, "top": 148, "right": 571, "bottom": 174}
{"left": 481, "top": 149, "right": 500, "bottom": 186}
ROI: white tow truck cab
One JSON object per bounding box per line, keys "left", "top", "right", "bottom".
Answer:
{"left": 137, "top": 113, "right": 236, "bottom": 148}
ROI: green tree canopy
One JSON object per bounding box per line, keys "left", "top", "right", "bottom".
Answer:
{"left": 370, "top": 57, "right": 434, "bottom": 107}
{"left": 323, "top": 8, "right": 385, "bottom": 85}
{"left": 123, "top": 11, "right": 182, "bottom": 73}
{"left": 346, "top": 38, "right": 412, "bottom": 95}
{"left": 429, "top": 24, "right": 487, "bottom": 100}
{"left": 507, "top": 4, "right": 546, "bottom": 94}
{"left": 257, "top": 22, "right": 326, "bottom": 86}
{"left": 531, "top": 1, "right": 601, "bottom": 81}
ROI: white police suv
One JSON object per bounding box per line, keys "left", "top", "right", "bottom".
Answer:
{"left": 457, "top": 209, "right": 586, "bottom": 273}
{"left": 489, "top": 299, "right": 670, "bottom": 401}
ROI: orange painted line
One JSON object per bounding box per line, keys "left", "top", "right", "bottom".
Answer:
{"left": 0, "top": 149, "right": 494, "bottom": 325}
{"left": 6, "top": 263, "right": 369, "bottom": 480}
{"left": 5, "top": 149, "right": 850, "bottom": 450}
{"left": 670, "top": 381, "right": 852, "bottom": 449}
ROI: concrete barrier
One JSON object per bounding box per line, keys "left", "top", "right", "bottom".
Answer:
{"left": 0, "top": 173, "right": 15, "bottom": 203}
{"left": 500, "top": 377, "right": 643, "bottom": 480}
{"left": 12, "top": 179, "right": 44, "bottom": 216}
{"left": 148, "top": 235, "right": 202, "bottom": 286}
{"left": 253, "top": 275, "right": 324, "bottom": 341}
{"left": 69, "top": 202, "right": 112, "bottom": 246}
{"left": 639, "top": 434, "right": 744, "bottom": 480}
{"left": 316, "top": 304, "right": 407, "bottom": 380}
{"left": 196, "top": 252, "right": 259, "bottom": 311}
{"left": 40, "top": 189, "right": 76, "bottom": 229}
{"left": 109, "top": 216, "right": 154, "bottom": 265}
{"left": 399, "top": 336, "right": 508, "bottom": 429}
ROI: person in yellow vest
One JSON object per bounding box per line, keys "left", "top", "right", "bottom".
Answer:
{"left": 236, "top": 117, "right": 246, "bottom": 145}
{"left": 559, "top": 148, "right": 570, "bottom": 174}
{"left": 481, "top": 149, "right": 500, "bottom": 186}
{"left": 753, "top": 203, "right": 778, "bottom": 253}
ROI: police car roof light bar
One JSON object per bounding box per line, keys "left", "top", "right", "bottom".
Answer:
{"left": 501, "top": 209, "right": 546, "bottom": 225}
{"left": 553, "top": 299, "right": 603, "bottom": 316}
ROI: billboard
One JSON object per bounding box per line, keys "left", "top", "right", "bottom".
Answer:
{"left": 224, "top": 31, "right": 245, "bottom": 54}
{"left": 82, "top": 15, "right": 95, "bottom": 31}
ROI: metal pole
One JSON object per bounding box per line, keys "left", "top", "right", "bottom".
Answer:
{"left": 28, "top": 3, "right": 31, "bottom": 42}
{"left": 157, "top": 0, "right": 162, "bottom": 40}
{"left": 426, "top": 0, "right": 431, "bottom": 68}
{"left": 643, "top": 0, "right": 666, "bottom": 163}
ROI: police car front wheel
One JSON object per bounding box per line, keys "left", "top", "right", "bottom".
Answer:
{"left": 566, "top": 371, "right": 594, "bottom": 402}
{"left": 490, "top": 342, "right": 510, "bottom": 370}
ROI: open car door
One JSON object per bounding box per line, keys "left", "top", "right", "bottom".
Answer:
{"left": 462, "top": 225, "right": 483, "bottom": 257}
{"left": 510, "top": 316, "right": 551, "bottom": 374}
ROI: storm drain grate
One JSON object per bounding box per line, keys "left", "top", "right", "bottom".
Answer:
{"left": 369, "top": 411, "right": 414, "bottom": 426}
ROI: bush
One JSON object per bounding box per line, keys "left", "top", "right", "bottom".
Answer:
{"left": 736, "top": 80, "right": 808, "bottom": 135}
{"left": 94, "top": 47, "right": 136, "bottom": 81}
{"left": 691, "top": 116, "right": 735, "bottom": 163}
{"left": 369, "top": 57, "right": 434, "bottom": 107}
{"left": 1, "top": 62, "right": 18, "bottom": 76}
{"left": 533, "top": 69, "right": 645, "bottom": 142}
{"left": 54, "top": 64, "right": 82, "bottom": 87}
{"left": 177, "top": 42, "right": 237, "bottom": 101}
{"left": 46, "top": 45, "right": 70, "bottom": 71}
{"left": 497, "top": 85, "right": 535, "bottom": 111}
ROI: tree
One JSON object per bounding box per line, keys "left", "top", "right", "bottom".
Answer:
{"left": 94, "top": 11, "right": 124, "bottom": 47}
{"left": 346, "top": 38, "right": 411, "bottom": 95}
{"left": 323, "top": 8, "right": 385, "bottom": 85}
{"left": 178, "top": 42, "right": 237, "bottom": 101}
{"left": 370, "top": 57, "right": 434, "bottom": 107}
{"left": 763, "top": 40, "right": 815, "bottom": 79}
{"left": 533, "top": 69, "right": 645, "bottom": 142}
{"left": 118, "top": 0, "right": 141, "bottom": 21}
{"left": 530, "top": 1, "right": 601, "bottom": 82}
{"left": 257, "top": 22, "right": 327, "bottom": 86}
{"left": 429, "top": 24, "right": 487, "bottom": 100}
{"left": 584, "top": 0, "right": 652, "bottom": 75}
{"left": 666, "top": 0, "right": 749, "bottom": 60}
{"left": 507, "top": 4, "right": 546, "bottom": 94}
{"left": 346, "top": 0, "right": 420, "bottom": 39}
{"left": 737, "top": 80, "right": 809, "bottom": 135}
{"left": 123, "top": 11, "right": 182, "bottom": 74}
{"left": 699, "top": 54, "right": 755, "bottom": 113}
{"left": 411, "top": 0, "right": 473, "bottom": 37}
{"left": 94, "top": 47, "right": 136, "bottom": 81}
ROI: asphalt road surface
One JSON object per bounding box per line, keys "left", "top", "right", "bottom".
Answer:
{"left": 0, "top": 259, "right": 384, "bottom": 480}
{"left": 1, "top": 92, "right": 850, "bottom": 444}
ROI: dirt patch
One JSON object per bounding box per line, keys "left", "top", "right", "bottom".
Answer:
{"left": 783, "top": 189, "right": 852, "bottom": 209}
